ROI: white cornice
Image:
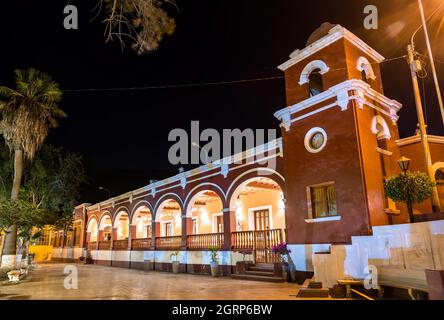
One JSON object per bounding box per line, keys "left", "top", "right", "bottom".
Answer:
{"left": 278, "top": 25, "right": 385, "bottom": 71}
{"left": 396, "top": 135, "right": 444, "bottom": 147}
{"left": 274, "top": 79, "right": 402, "bottom": 130}
{"left": 86, "top": 138, "right": 283, "bottom": 212}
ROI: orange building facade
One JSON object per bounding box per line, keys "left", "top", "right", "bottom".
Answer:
{"left": 52, "top": 23, "right": 444, "bottom": 282}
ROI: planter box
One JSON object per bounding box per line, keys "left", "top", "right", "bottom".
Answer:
{"left": 425, "top": 269, "right": 444, "bottom": 300}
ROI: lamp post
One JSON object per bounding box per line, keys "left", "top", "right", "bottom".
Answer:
{"left": 99, "top": 186, "right": 111, "bottom": 199}
{"left": 397, "top": 156, "right": 411, "bottom": 174}
{"left": 412, "top": 0, "right": 444, "bottom": 126}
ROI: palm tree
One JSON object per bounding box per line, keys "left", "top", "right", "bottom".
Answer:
{"left": 0, "top": 68, "right": 65, "bottom": 269}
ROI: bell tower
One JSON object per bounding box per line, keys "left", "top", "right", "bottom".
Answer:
{"left": 275, "top": 23, "right": 403, "bottom": 247}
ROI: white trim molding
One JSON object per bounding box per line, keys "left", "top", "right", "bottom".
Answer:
{"left": 274, "top": 79, "right": 402, "bottom": 131}
{"left": 304, "top": 216, "right": 342, "bottom": 223}
{"left": 371, "top": 115, "right": 391, "bottom": 140}
{"left": 304, "top": 127, "right": 328, "bottom": 153}
{"left": 357, "top": 56, "right": 376, "bottom": 80}
{"left": 396, "top": 135, "right": 444, "bottom": 147}
{"left": 278, "top": 25, "right": 385, "bottom": 71}
{"left": 299, "top": 60, "right": 330, "bottom": 85}
{"left": 247, "top": 205, "right": 273, "bottom": 231}
{"left": 211, "top": 213, "right": 223, "bottom": 234}
{"left": 87, "top": 138, "right": 283, "bottom": 213}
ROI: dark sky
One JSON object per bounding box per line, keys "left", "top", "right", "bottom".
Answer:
{"left": 0, "top": 0, "right": 443, "bottom": 204}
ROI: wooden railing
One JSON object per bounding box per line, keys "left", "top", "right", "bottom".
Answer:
{"left": 98, "top": 240, "right": 112, "bottom": 250}
{"left": 254, "top": 229, "right": 283, "bottom": 249}
{"left": 187, "top": 233, "right": 224, "bottom": 250}
{"left": 87, "top": 241, "right": 97, "bottom": 250}
{"left": 131, "top": 238, "right": 152, "bottom": 250}
{"left": 231, "top": 229, "right": 283, "bottom": 263}
{"left": 231, "top": 231, "right": 255, "bottom": 249}
{"left": 155, "top": 236, "right": 182, "bottom": 250}
{"left": 113, "top": 239, "right": 129, "bottom": 250}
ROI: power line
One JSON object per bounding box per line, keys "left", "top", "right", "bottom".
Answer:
{"left": 63, "top": 76, "right": 285, "bottom": 93}
{"left": 62, "top": 55, "right": 407, "bottom": 93}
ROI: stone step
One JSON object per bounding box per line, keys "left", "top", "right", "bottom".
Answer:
{"left": 244, "top": 270, "right": 275, "bottom": 277}
{"left": 296, "top": 288, "right": 330, "bottom": 298}
{"left": 248, "top": 266, "right": 274, "bottom": 272}
{"left": 308, "top": 281, "right": 323, "bottom": 289}
{"left": 231, "top": 274, "right": 286, "bottom": 283}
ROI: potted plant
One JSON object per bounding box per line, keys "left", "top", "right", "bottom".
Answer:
{"left": 209, "top": 246, "right": 220, "bottom": 277}
{"left": 235, "top": 249, "right": 253, "bottom": 274}
{"left": 272, "top": 242, "right": 291, "bottom": 279}
{"left": 170, "top": 251, "right": 180, "bottom": 274}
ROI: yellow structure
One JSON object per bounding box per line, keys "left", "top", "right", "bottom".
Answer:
{"left": 29, "top": 245, "right": 53, "bottom": 262}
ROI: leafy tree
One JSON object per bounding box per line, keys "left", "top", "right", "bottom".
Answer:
{"left": 0, "top": 141, "right": 87, "bottom": 263}
{"left": 100, "top": 0, "right": 176, "bottom": 54}
{"left": 0, "top": 68, "right": 65, "bottom": 268}
{"left": 384, "top": 171, "right": 435, "bottom": 223}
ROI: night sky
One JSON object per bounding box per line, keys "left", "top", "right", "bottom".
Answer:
{"left": 0, "top": 0, "right": 443, "bottom": 204}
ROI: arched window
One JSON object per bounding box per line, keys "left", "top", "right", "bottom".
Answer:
{"left": 371, "top": 115, "right": 391, "bottom": 151}
{"left": 308, "top": 68, "right": 323, "bottom": 97}
{"left": 357, "top": 57, "right": 376, "bottom": 83}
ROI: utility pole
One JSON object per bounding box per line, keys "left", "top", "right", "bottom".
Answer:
{"left": 407, "top": 44, "right": 441, "bottom": 212}
{"left": 417, "top": 0, "right": 444, "bottom": 126}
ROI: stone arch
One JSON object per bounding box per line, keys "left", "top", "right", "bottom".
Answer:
{"left": 226, "top": 168, "right": 286, "bottom": 211}
{"left": 98, "top": 211, "right": 112, "bottom": 229}
{"left": 153, "top": 192, "right": 184, "bottom": 221}
{"left": 184, "top": 183, "right": 227, "bottom": 216}
{"left": 86, "top": 216, "right": 99, "bottom": 242}
{"left": 371, "top": 115, "right": 391, "bottom": 140}
{"left": 433, "top": 162, "right": 444, "bottom": 175}
{"left": 357, "top": 56, "right": 376, "bottom": 80}
{"left": 130, "top": 200, "right": 154, "bottom": 223}
{"left": 112, "top": 206, "right": 130, "bottom": 225}
{"left": 299, "top": 60, "right": 330, "bottom": 85}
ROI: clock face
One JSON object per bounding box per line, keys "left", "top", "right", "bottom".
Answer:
{"left": 310, "top": 132, "right": 325, "bottom": 150}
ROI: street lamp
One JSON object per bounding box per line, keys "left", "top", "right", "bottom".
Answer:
{"left": 99, "top": 186, "right": 111, "bottom": 199}
{"left": 411, "top": 0, "right": 444, "bottom": 126}
{"left": 191, "top": 142, "right": 210, "bottom": 164}
{"left": 397, "top": 156, "right": 411, "bottom": 174}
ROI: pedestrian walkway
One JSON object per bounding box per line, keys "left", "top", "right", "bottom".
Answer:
{"left": 0, "top": 263, "right": 301, "bottom": 300}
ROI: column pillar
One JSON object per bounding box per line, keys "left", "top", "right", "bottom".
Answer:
{"left": 129, "top": 225, "right": 136, "bottom": 250}
{"left": 181, "top": 216, "right": 192, "bottom": 250}
{"left": 222, "top": 208, "right": 236, "bottom": 251}
{"left": 152, "top": 221, "right": 160, "bottom": 250}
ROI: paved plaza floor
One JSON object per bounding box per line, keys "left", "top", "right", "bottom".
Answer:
{"left": 0, "top": 263, "right": 302, "bottom": 300}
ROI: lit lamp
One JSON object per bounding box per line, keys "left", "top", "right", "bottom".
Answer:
{"left": 397, "top": 156, "right": 411, "bottom": 174}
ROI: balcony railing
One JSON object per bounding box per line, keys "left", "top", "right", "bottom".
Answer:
{"left": 231, "top": 229, "right": 283, "bottom": 264}
{"left": 155, "top": 236, "right": 182, "bottom": 250}
{"left": 113, "top": 239, "right": 129, "bottom": 250}
{"left": 131, "top": 238, "right": 152, "bottom": 250}
{"left": 231, "top": 231, "right": 255, "bottom": 249}
{"left": 87, "top": 241, "right": 97, "bottom": 250}
{"left": 231, "top": 229, "right": 282, "bottom": 250}
{"left": 187, "top": 233, "right": 224, "bottom": 250}
{"left": 98, "top": 240, "right": 112, "bottom": 250}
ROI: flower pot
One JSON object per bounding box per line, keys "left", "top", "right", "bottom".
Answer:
{"left": 172, "top": 261, "right": 180, "bottom": 274}
{"left": 282, "top": 263, "right": 288, "bottom": 280}
{"left": 210, "top": 261, "right": 219, "bottom": 277}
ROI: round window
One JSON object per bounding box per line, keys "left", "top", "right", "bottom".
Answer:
{"left": 304, "top": 127, "right": 327, "bottom": 153}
